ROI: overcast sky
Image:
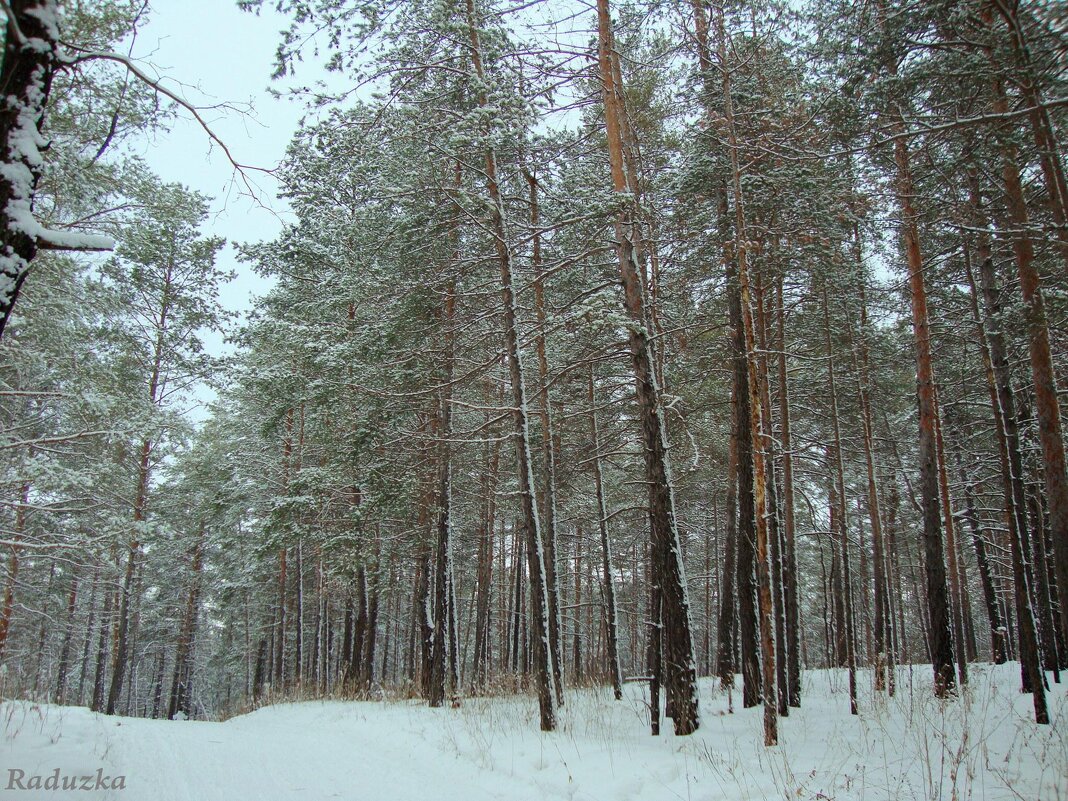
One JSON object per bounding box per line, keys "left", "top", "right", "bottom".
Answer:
{"left": 134, "top": 0, "right": 305, "bottom": 338}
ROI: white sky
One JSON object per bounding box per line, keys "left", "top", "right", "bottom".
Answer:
{"left": 134, "top": 0, "right": 304, "bottom": 349}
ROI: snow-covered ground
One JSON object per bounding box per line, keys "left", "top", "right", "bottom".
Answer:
{"left": 2, "top": 664, "right": 1064, "bottom": 801}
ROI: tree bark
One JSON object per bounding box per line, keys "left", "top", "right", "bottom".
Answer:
{"left": 588, "top": 363, "right": 623, "bottom": 700}
{"left": 463, "top": 0, "right": 557, "bottom": 731}
{"left": 168, "top": 523, "right": 206, "bottom": 719}
{"left": 891, "top": 130, "right": 956, "bottom": 698}
{"left": 528, "top": 170, "right": 565, "bottom": 705}
{"left": 429, "top": 280, "right": 457, "bottom": 708}
{"left": 775, "top": 277, "right": 801, "bottom": 707}
{"left": 972, "top": 218, "right": 1048, "bottom": 722}
{"left": 53, "top": 569, "right": 79, "bottom": 704}
{"left": 823, "top": 288, "right": 857, "bottom": 715}
{"left": 0, "top": 0, "right": 59, "bottom": 338}
{"left": 991, "top": 80, "right": 1068, "bottom": 654}
{"left": 597, "top": 0, "right": 699, "bottom": 735}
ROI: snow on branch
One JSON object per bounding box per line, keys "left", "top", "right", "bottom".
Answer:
{"left": 36, "top": 228, "right": 114, "bottom": 251}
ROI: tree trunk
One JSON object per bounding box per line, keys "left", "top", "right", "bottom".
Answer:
{"left": 992, "top": 1, "right": 1068, "bottom": 275}
{"left": 0, "top": 481, "right": 27, "bottom": 662}
{"left": 597, "top": 0, "right": 699, "bottom": 735}
{"left": 647, "top": 542, "right": 662, "bottom": 736}
{"left": 958, "top": 463, "right": 1008, "bottom": 664}
{"left": 527, "top": 170, "right": 565, "bottom": 706}
{"left": 775, "top": 277, "right": 801, "bottom": 707}
{"left": 932, "top": 383, "right": 968, "bottom": 686}
{"left": 76, "top": 570, "right": 98, "bottom": 706}
{"left": 273, "top": 545, "right": 287, "bottom": 689}
{"left": 429, "top": 275, "right": 457, "bottom": 708}
{"left": 992, "top": 80, "right": 1068, "bottom": 654}
{"left": 0, "top": 0, "right": 59, "bottom": 338}
{"left": 891, "top": 129, "right": 956, "bottom": 698}
{"left": 472, "top": 403, "right": 500, "bottom": 690}
{"left": 850, "top": 245, "right": 892, "bottom": 693}
{"left": 755, "top": 274, "right": 787, "bottom": 717}
{"left": 413, "top": 463, "right": 434, "bottom": 695}
{"left": 106, "top": 505, "right": 142, "bottom": 715}
{"left": 588, "top": 363, "right": 623, "bottom": 700}
{"left": 973, "top": 222, "right": 1048, "bottom": 722}
{"left": 463, "top": 0, "right": 557, "bottom": 731}
{"left": 150, "top": 651, "right": 165, "bottom": 719}
{"left": 823, "top": 288, "right": 857, "bottom": 715}
{"left": 168, "top": 523, "right": 206, "bottom": 719}
{"left": 53, "top": 569, "right": 80, "bottom": 703}
{"left": 90, "top": 587, "right": 113, "bottom": 712}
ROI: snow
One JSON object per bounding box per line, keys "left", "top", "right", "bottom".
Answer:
{"left": 1, "top": 71, "right": 50, "bottom": 300}
{"left": 1, "top": 34, "right": 113, "bottom": 304}
{"left": 36, "top": 229, "right": 115, "bottom": 251}
{"left": 2, "top": 664, "right": 1064, "bottom": 801}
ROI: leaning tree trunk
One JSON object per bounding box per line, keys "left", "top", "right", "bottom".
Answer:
{"left": 597, "top": 0, "right": 699, "bottom": 736}
{"left": 463, "top": 0, "right": 557, "bottom": 731}
{"left": 965, "top": 168, "right": 1046, "bottom": 719}
{"left": 957, "top": 456, "right": 1007, "bottom": 664}
{"left": 991, "top": 79, "right": 1068, "bottom": 654}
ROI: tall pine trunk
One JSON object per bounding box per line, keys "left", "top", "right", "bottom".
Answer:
{"left": 775, "top": 277, "right": 801, "bottom": 707}
{"left": 528, "top": 171, "right": 565, "bottom": 705}
{"left": 168, "top": 523, "right": 206, "bottom": 719}
{"left": 588, "top": 364, "right": 624, "bottom": 700}
{"left": 463, "top": 0, "right": 557, "bottom": 731}
{"left": 597, "top": 0, "right": 699, "bottom": 736}
{"left": 823, "top": 288, "right": 857, "bottom": 715}
{"left": 714, "top": 4, "right": 776, "bottom": 743}
{"left": 891, "top": 130, "right": 956, "bottom": 698}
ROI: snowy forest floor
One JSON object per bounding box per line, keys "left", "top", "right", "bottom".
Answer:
{"left": 1, "top": 664, "right": 1064, "bottom": 801}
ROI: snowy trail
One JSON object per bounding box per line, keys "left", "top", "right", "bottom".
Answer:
{"left": 2, "top": 666, "right": 1065, "bottom": 801}
{"left": 2, "top": 701, "right": 550, "bottom": 801}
